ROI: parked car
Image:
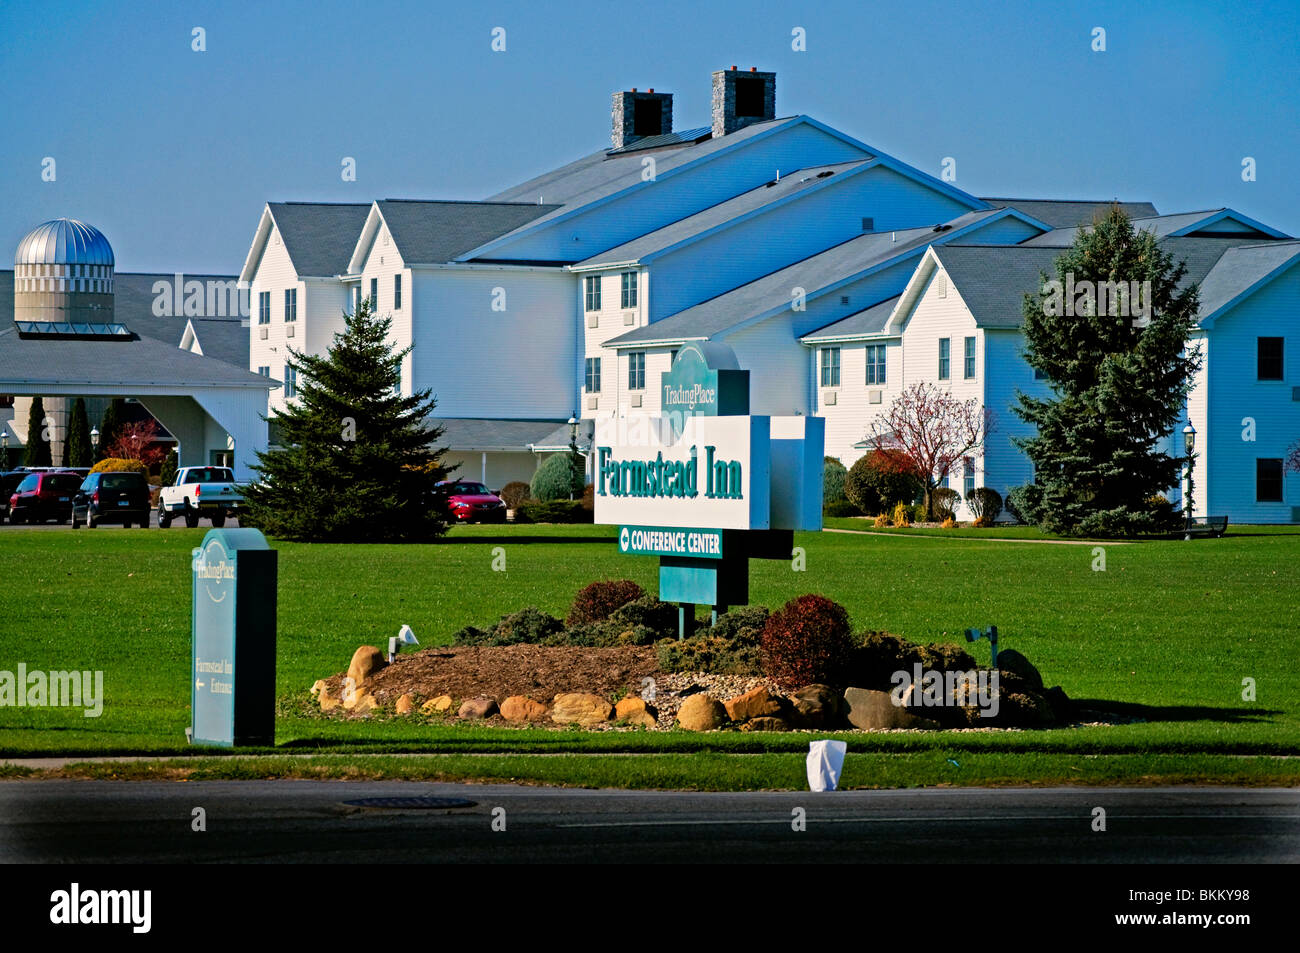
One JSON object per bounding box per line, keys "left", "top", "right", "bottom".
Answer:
{"left": 72, "top": 471, "right": 151, "bottom": 528}
{"left": 158, "top": 466, "right": 244, "bottom": 528}
{"left": 7, "top": 471, "right": 83, "bottom": 524}
{"left": 0, "top": 471, "right": 28, "bottom": 520}
{"left": 434, "top": 480, "right": 508, "bottom": 523}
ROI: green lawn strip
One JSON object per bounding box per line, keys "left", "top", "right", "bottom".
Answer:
{"left": 30, "top": 752, "right": 1300, "bottom": 789}
{"left": 1, "top": 524, "right": 1297, "bottom": 767}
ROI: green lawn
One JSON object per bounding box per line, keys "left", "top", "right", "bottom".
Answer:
{"left": 1, "top": 523, "right": 1297, "bottom": 787}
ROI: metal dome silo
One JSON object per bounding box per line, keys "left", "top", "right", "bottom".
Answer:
{"left": 13, "top": 218, "right": 115, "bottom": 324}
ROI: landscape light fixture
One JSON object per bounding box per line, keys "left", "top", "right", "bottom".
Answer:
{"left": 964, "top": 625, "right": 999, "bottom": 667}
{"left": 1183, "top": 423, "right": 1197, "bottom": 540}
{"left": 388, "top": 624, "right": 419, "bottom": 663}
{"left": 1, "top": 431, "right": 8, "bottom": 469}
{"left": 90, "top": 427, "right": 99, "bottom": 448}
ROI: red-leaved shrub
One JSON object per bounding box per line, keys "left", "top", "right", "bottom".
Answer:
{"left": 760, "top": 594, "right": 855, "bottom": 688}
{"left": 566, "top": 579, "right": 646, "bottom": 626}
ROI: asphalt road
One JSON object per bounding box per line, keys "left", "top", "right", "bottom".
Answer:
{"left": 2, "top": 781, "right": 1296, "bottom": 863}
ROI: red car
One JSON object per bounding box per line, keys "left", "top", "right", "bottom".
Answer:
{"left": 435, "top": 481, "right": 507, "bottom": 523}
{"left": 8, "top": 471, "right": 83, "bottom": 524}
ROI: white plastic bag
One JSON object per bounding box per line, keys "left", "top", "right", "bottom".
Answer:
{"left": 806, "top": 739, "right": 847, "bottom": 792}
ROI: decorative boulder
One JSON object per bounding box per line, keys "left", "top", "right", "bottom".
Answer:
{"left": 318, "top": 683, "right": 341, "bottom": 712}
{"left": 458, "top": 696, "right": 499, "bottom": 719}
{"left": 551, "top": 693, "right": 614, "bottom": 727}
{"left": 724, "top": 686, "right": 784, "bottom": 723}
{"left": 347, "top": 646, "right": 386, "bottom": 688}
{"left": 791, "top": 684, "right": 847, "bottom": 728}
{"left": 421, "top": 694, "right": 453, "bottom": 714}
{"left": 500, "top": 695, "right": 549, "bottom": 722}
{"left": 740, "top": 716, "right": 792, "bottom": 732}
{"left": 996, "top": 649, "right": 1043, "bottom": 691}
{"left": 614, "top": 696, "right": 658, "bottom": 728}
{"left": 395, "top": 693, "right": 415, "bottom": 715}
{"left": 677, "top": 694, "right": 728, "bottom": 731}
{"left": 844, "top": 687, "right": 940, "bottom": 730}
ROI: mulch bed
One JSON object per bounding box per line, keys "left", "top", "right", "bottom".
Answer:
{"left": 324, "top": 644, "right": 660, "bottom": 707}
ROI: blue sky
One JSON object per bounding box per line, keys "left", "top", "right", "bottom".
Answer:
{"left": 2, "top": 0, "right": 1297, "bottom": 273}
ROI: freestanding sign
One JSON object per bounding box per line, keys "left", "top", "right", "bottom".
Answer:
{"left": 191, "top": 528, "right": 277, "bottom": 746}
{"left": 594, "top": 342, "right": 823, "bottom": 628}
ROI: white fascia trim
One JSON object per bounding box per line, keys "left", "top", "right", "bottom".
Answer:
{"left": 1199, "top": 251, "right": 1300, "bottom": 329}
{"left": 238, "top": 206, "right": 276, "bottom": 285}
{"left": 799, "top": 332, "right": 902, "bottom": 346}
{"left": 884, "top": 247, "right": 942, "bottom": 335}
{"left": 345, "top": 203, "right": 384, "bottom": 275}
{"left": 451, "top": 116, "right": 814, "bottom": 262}
{"left": 1170, "top": 208, "right": 1289, "bottom": 239}
{"left": 606, "top": 336, "right": 705, "bottom": 350}
{"left": 567, "top": 260, "right": 641, "bottom": 274}
{"left": 407, "top": 262, "right": 567, "bottom": 273}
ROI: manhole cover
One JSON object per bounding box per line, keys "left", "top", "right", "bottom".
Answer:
{"left": 341, "top": 796, "right": 476, "bottom": 810}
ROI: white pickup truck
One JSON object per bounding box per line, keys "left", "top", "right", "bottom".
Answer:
{"left": 158, "top": 466, "right": 245, "bottom": 528}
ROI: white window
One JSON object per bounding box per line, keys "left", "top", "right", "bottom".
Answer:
{"left": 628, "top": 351, "right": 646, "bottom": 390}
{"left": 585, "top": 275, "right": 601, "bottom": 312}
{"left": 865, "top": 344, "right": 886, "bottom": 385}
{"left": 283, "top": 365, "right": 297, "bottom": 398}
{"left": 820, "top": 347, "right": 840, "bottom": 387}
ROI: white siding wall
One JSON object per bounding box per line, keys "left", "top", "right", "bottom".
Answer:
{"left": 410, "top": 267, "right": 576, "bottom": 419}
{"left": 246, "top": 224, "right": 301, "bottom": 416}
{"left": 357, "top": 222, "right": 411, "bottom": 390}
{"left": 817, "top": 337, "right": 903, "bottom": 464}
{"left": 580, "top": 267, "right": 648, "bottom": 417}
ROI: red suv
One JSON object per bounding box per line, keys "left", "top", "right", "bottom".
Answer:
{"left": 8, "top": 471, "right": 83, "bottom": 524}
{"left": 435, "top": 481, "right": 507, "bottom": 523}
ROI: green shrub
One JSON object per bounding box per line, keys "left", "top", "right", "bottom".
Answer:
{"left": 514, "top": 500, "right": 591, "bottom": 523}
{"left": 932, "top": 487, "right": 960, "bottom": 521}
{"left": 1005, "top": 484, "right": 1039, "bottom": 525}
{"left": 450, "top": 625, "right": 494, "bottom": 646}
{"left": 529, "top": 453, "right": 575, "bottom": 502}
{"left": 491, "top": 606, "right": 565, "bottom": 645}
{"left": 566, "top": 580, "right": 646, "bottom": 626}
{"left": 912, "top": 503, "right": 928, "bottom": 523}
{"left": 847, "top": 631, "right": 913, "bottom": 688}
{"left": 607, "top": 594, "right": 680, "bottom": 639}
{"left": 967, "top": 486, "right": 1003, "bottom": 522}
{"left": 89, "top": 457, "right": 148, "bottom": 478}
{"left": 823, "top": 457, "right": 848, "bottom": 505}
{"left": 656, "top": 634, "right": 763, "bottom": 675}
{"left": 708, "top": 605, "right": 769, "bottom": 645}
{"left": 824, "top": 499, "right": 862, "bottom": 518}
{"left": 760, "top": 594, "right": 855, "bottom": 689}
{"left": 499, "top": 481, "right": 530, "bottom": 510}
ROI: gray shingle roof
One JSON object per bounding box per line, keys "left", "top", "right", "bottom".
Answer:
{"left": 605, "top": 126, "right": 712, "bottom": 156}
{"left": 0, "top": 271, "right": 270, "bottom": 388}
{"left": 574, "top": 161, "right": 870, "bottom": 268}
{"left": 431, "top": 417, "right": 571, "bottom": 452}
{"left": 980, "top": 198, "right": 1159, "bottom": 228}
{"left": 268, "top": 202, "right": 372, "bottom": 277}
{"left": 376, "top": 200, "right": 561, "bottom": 265}
{"left": 110, "top": 272, "right": 244, "bottom": 347}
{"left": 801, "top": 295, "right": 901, "bottom": 341}
{"left": 605, "top": 208, "right": 1008, "bottom": 346}
{"left": 185, "top": 318, "right": 250, "bottom": 368}
{"left": 1197, "top": 241, "right": 1300, "bottom": 320}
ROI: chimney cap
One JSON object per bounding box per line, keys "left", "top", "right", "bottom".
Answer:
{"left": 750, "top": 66, "right": 757, "bottom": 71}
{"left": 731, "top": 65, "right": 737, "bottom": 70}
{"left": 648, "top": 88, "right": 654, "bottom": 93}
{"left": 632, "top": 87, "right": 637, "bottom": 92}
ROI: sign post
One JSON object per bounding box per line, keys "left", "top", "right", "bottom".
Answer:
{"left": 190, "top": 527, "right": 277, "bottom": 746}
{"left": 594, "top": 342, "right": 822, "bottom": 633}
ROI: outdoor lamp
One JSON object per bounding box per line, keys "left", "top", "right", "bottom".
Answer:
{"left": 388, "top": 624, "right": 419, "bottom": 663}
{"left": 1183, "top": 423, "right": 1196, "bottom": 456}
{"left": 90, "top": 427, "right": 99, "bottom": 448}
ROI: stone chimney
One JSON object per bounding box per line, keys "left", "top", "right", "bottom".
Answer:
{"left": 611, "top": 88, "right": 673, "bottom": 150}
{"left": 711, "top": 66, "right": 776, "bottom": 138}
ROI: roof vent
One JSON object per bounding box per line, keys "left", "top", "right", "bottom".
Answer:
{"left": 932, "top": 223, "right": 953, "bottom": 232}
{"left": 861, "top": 217, "right": 874, "bottom": 232}
{"left": 817, "top": 170, "right": 834, "bottom": 178}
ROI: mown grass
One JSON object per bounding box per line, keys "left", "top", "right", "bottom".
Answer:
{"left": 1, "top": 523, "right": 1297, "bottom": 784}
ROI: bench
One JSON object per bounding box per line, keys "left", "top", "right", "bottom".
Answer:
{"left": 1182, "top": 515, "right": 1228, "bottom": 538}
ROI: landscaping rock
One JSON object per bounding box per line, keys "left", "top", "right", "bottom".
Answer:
{"left": 551, "top": 692, "right": 614, "bottom": 726}
{"left": 347, "top": 645, "right": 387, "bottom": 688}
{"left": 844, "top": 686, "right": 940, "bottom": 730}
{"left": 740, "top": 716, "right": 792, "bottom": 732}
{"left": 1043, "top": 685, "right": 1072, "bottom": 723}
{"left": 614, "top": 696, "right": 658, "bottom": 728}
{"left": 311, "top": 679, "right": 326, "bottom": 696}
{"left": 348, "top": 693, "right": 378, "bottom": 714}
{"left": 458, "top": 696, "right": 499, "bottom": 719}
{"left": 791, "top": 683, "right": 847, "bottom": 728}
{"left": 677, "top": 694, "right": 728, "bottom": 731}
{"left": 997, "top": 691, "right": 1054, "bottom": 728}
{"left": 996, "top": 649, "right": 1043, "bottom": 691}
{"left": 421, "top": 694, "right": 453, "bottom": 714}
{"left": 395, "top": 693, "right": 415, "bottom": 715}
{"left": 500, "top": 695, "right": 549, "bottom": 722}
{"left": 724, "top": 686, "right": 784, "bottom": 722}
{"left": 319, "top": 683, "right": 341, "bottom": 712}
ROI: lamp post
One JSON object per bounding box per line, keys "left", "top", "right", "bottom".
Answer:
{"left": 90, "top": 427, "right": 99, "bottom": 460}
{"left": 567, "top": 415, "right": 579, "bottom": 501}
{"left": 1, "top": 431, "right": 8, "bottom": 470}
{"left": 1183, "top": 423, "right": 1196, "bottom": 540}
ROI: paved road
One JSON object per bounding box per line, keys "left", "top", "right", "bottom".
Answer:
{"left": 2, "top": 782, "right": 1295, "bottom": 863}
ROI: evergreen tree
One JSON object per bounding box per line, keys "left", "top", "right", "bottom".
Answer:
{"left": 67, "top": 398, "right": 93, "bottom": 468}
{"left": 1013, "top": 207, "right": 1201, "bottom": 536}
{"left": 96, "top": 398, "right": 128, "bottom": 462}
{"left": 242, "top": 298, "right": 452, "bottom": 542}
{"left": 25, "top": 397, "right": 52, "bottom": 468}
{"left": 159, "top": 446, "right": 178, "bottom": 488}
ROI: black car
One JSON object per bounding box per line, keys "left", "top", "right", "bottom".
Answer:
{"left": 8, "top": 471, "right": 83, "bottom": 524}
{"left": 72, "top": 471, "right": 151, "bottom": 528}
{"left": 0, "top": 471, "right": 27, "bottom": 520}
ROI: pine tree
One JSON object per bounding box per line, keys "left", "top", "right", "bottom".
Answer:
{"left": 25, "top": 397, "right": 52, "bottom": 468}
{"left": 159, "top": 446, "right": 178, "bottom": 488}
{"left": 96, "top": 398, "right": 127, "bottom": 462}
{"left": 1012, "top": 207, "right": 1202, "bottom": 536}
{"left": 67, "top": 398, "right": 93, "bottom": 468}
{"left": 242, "top": 298, "right": 452, "bottom": 542}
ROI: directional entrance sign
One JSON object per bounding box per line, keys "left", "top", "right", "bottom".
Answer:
{"left": 191, "top": 528, "right": 277, "bottom": 747}
{"left": 618, "top": 525, "right": 724, "bottom": 559}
